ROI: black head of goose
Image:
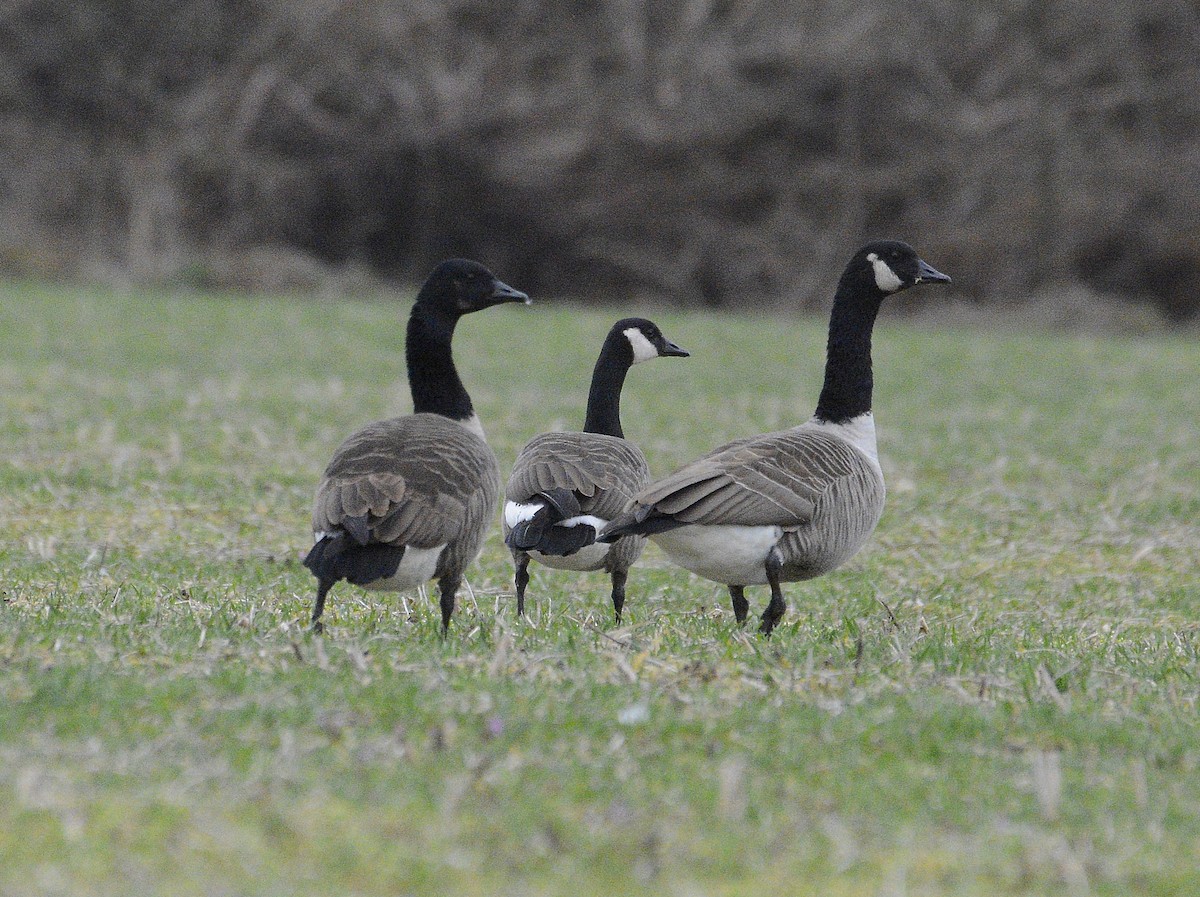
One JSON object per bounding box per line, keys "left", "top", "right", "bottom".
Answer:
{"left": 600, "top": 241, "right": 950, "bottom": 634}
{"left": 503, "top": 318, "right": 688, "bottom": 621}
{"left": 303, "top": 259, "right": 530, "bottom": 633}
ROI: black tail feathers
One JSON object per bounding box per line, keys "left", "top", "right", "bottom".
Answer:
{"left": 506, "top": 488, "right": 596, "bottom": 557}
{"left": 516, "top": 520, "right": 598, "bottom": 556}
{"left": 304, "top": 532, "right": 405, "bottom": 586}
{"left": 597, "top": 509, "right": 684, "bottom": 543}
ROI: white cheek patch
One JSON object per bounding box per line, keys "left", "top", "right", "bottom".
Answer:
{"left": 867, "top": 252, "right": 903, "bottom": 293}
{"left": 624, "top": 328, "right": 659, "bottom": 364}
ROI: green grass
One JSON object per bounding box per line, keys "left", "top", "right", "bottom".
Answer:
{"left": 1, "top": 280, "right": 1198, "bottom": 896}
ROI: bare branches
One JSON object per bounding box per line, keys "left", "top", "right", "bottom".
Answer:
{"left": 0, "top": 0, "right": 1196, "bottom": 318}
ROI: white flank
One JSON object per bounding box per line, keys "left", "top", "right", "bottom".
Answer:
{"left": 504, "top": 500, "right": 542, "bottom": 528}
{"left": 624, "top": 327, "right": 659, "bottom": 364}
{"left": 866, "top": 252, "right": 903, "bottom": 293}
{"left": 531, "top": 542, "right": 611, "bottom": 571}
{"left": 558, "top": 514, "right": 607, "bottom": 530}
{"left": 807, "top": 412, "right": 881, "bottom": 470}
{"left": 359, "top": 544, "right": 446, "bottom": 592}
{"left": 651, "top": 523, "right": 783, "bottom": 585}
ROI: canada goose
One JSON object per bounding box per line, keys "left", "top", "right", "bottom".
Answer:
{"left": 503, "top": 318, "right": 689, "bottom": 621}
{"left": 600, "top": 241, "right": 951, "bottom": 633}
{"left": 303, "top": 259, "right": 530, "bottom": 633}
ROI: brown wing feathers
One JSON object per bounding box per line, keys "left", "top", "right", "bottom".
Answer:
{"left": 507, "top": 432, "right": 649, "bottom": 521}
{"left": 627, "top": 429, "right": 868, "bottom": 529}
{"left": 314, "top": 415, "right": 498, "bottom": 549}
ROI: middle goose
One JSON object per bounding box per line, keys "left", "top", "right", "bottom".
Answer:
{"left": 503, "top": 318, "right": 689, "bottom": 621}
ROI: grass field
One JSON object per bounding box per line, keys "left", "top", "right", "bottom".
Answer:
{"left": 1, "top": 280, "right": 1198, "bottom": 896}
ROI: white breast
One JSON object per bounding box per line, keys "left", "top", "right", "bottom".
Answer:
{"left": 807, "top": 413, "right": 882, "bottom": 475}
{"left": 651, "top": 524, "right": 783, "bottom": 585}
{"left": 457, "top": 413, "right": 487, "bottom": 442}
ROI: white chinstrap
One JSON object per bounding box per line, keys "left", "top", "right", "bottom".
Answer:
{"left": 624, "top": 327, "right": 659, "bottom": 364}
{"left": 866, "top": 252, "right": 903, "bottom": 293}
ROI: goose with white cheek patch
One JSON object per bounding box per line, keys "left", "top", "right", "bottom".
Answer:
{"left": 600, "top": 241, "right": 950, "bottom": 634}
{"left": 303, "top": 259, "right": 530, "bottom": 633}
{"left": 503, "top": 318, "right": 689, "bottom": 621}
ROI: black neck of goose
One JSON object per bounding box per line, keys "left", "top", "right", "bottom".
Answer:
{"left": 813, "top": 272, "right": 884, "bottom": 424}
{"left": 406, "top": 305, "right": 474, "bottom": 421}
{"left": 582, "top": 335, "right": 632, "bottom": 438}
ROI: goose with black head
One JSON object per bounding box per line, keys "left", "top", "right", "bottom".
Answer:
{"left": 504, "top": 318, "right": 689, "bottom": 621}
{"left": 304, "top": 259, "right": 530, "bottom": 633}
{"left": 600, "top": 242, "right": 950, "bottom": 633}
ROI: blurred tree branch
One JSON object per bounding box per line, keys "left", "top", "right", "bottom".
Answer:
{"left": 0, "top": 0, "right": 1196, "bottom": 318}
